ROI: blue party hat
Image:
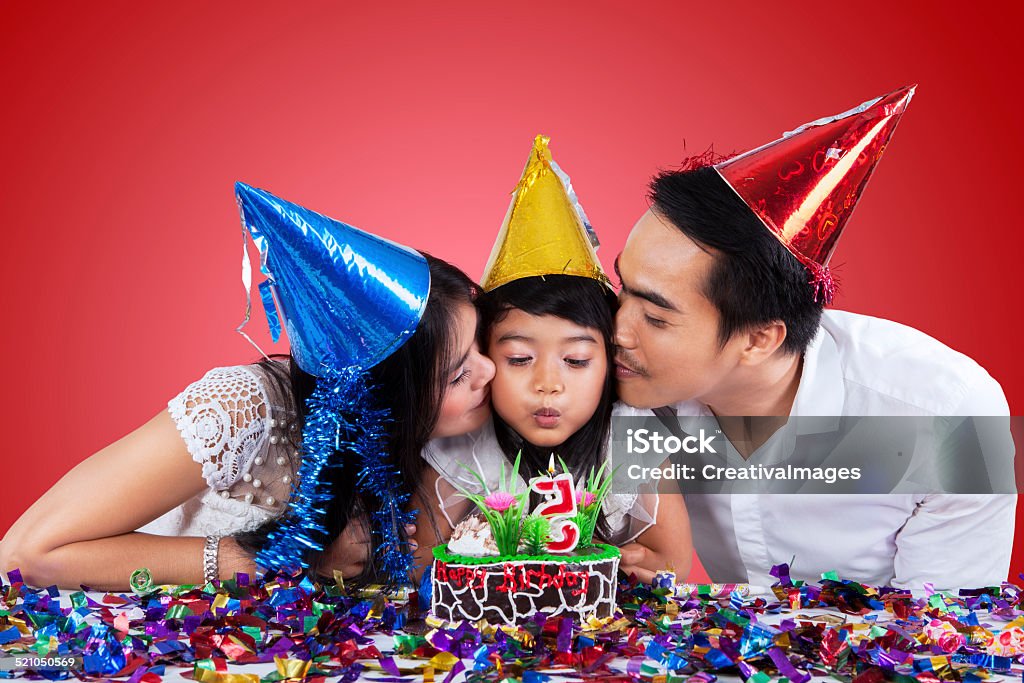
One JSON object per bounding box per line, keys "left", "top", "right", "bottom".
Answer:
{"left": 235, "top": 182, "right": 430, "bottom": 375}
{"left": 234, "top": 182, "right": 424, "bottom": 583}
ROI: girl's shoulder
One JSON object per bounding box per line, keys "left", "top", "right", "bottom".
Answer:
{"left": 422, "top": 418, "right": 506, "bottom": 486}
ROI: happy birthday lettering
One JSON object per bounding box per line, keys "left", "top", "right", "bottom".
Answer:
{"left": 497, "top": 562, "right": 591, "bottom": 596}
{"left": 435, "top": 562, "right": 487, "bottom": 590}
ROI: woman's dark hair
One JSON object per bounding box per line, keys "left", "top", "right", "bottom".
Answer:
{"left": 477, "top": 275, "right": 617, "bottom": 541}
{"left": 649, "top": 165, "right": 824, "bottom": 355}
{"left": 238, "top": 253, "right": 477, "bottom": 581}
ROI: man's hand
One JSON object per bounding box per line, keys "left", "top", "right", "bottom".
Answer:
{"left": 619, "top": 542, "right": 660, "bottom": 583}
{"left": 620, "top": 483, "right": 693, "bottom": 585}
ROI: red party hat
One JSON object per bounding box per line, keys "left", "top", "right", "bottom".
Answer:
{"left": 714, "top": 85, "right": 915, "bottom": 303}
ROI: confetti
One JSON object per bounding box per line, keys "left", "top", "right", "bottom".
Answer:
{"left": 0, "top": 564, "right": 1022, "bottom": 681}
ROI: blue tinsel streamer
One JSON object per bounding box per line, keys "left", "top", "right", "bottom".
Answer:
{"left": 355, "top": 409, "right": 418, "bottom": 586}
{"left": 255, "top": 365, "right": 416, "bottom": 585}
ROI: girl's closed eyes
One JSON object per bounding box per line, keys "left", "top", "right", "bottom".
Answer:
{"left": 505, "top": 356, "right": 593, "bottom": 368}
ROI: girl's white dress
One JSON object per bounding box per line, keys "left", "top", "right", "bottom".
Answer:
{"left": 421, "top": 418, "right": 658, "bottom": 546}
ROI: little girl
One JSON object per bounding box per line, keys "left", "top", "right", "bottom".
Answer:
{"left": 413, "top": 136, "right": 691, "bottom": 580}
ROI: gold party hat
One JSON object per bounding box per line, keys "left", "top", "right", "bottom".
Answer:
{"left": 481, "top": 135, "right": 611, "bottom": 292}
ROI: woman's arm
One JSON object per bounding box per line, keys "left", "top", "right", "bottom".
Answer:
{"left": 618, "top": 491, "right": 693, "bottom": 583}
{"left": 0, "top": 410, "right": 254, "bottom": 589}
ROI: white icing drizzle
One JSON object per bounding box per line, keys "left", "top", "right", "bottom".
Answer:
{"left": 431, "top": 555, "right": 619, "bottom": 627}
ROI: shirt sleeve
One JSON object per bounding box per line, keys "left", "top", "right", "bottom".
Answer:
{"left": 423, "top": 432, "right": 495, "bottom": 523}
{"left": 602, "top": 489, "right": 659, "bottom": 546}
{"left": 893, "top": 493, "right": 1017, "bottom": 589}
{"left": 166, "top": 365, "right": 271, "bottom": 491}
{"left": 418, "top": 466, "right": 477, "bottom": 542}
{"left": 953, "top": 369, "right": 1011, "bottom": 416}
{"left": 895, "top": 360, "right": 1017, "bottom": 588}
{"left": 602, "top": 421, "right": 661, "bottom": 545}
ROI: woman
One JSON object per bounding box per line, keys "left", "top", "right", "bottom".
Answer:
{"left": 0, "top": 186, "right": 495, "bottom": 589}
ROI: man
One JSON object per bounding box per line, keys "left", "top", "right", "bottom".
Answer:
{"left": 613, "top": 86, "right": 1016, "bottom": 589}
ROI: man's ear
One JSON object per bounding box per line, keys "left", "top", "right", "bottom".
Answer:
{"left": 739, "top": 321, "right": 787, "bottom": 365}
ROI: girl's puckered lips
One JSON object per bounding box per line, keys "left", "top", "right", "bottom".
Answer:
{"left": 533, "top": 407, "right": 561, "bottom": 428}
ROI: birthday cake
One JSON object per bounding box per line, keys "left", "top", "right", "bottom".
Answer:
{"left": 430, "top": 456, "right": 621, "bottom": 626}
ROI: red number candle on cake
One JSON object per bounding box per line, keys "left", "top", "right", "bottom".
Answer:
{"left": 430, "top": 453, "right": 621, "bottom": 625}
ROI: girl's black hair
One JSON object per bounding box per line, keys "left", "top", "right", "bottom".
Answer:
{"left": 237, "top": 253, "right": 478, "bottom": 582}
{"left": 477, "top": 275, "right": 617, "bottom": 541}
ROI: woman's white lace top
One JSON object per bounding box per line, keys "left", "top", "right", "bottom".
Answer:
{"left": 137, "top": 363, "right": 301, "bottom": 538}
{"left": 421, "top": 418, "right": 658, "bottom": 546}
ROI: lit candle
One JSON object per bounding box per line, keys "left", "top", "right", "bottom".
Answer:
{"left": 529, "top": 455, "right": 580, "bottom": 553}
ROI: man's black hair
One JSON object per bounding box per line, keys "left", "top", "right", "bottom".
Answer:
{"left": 648, "top": 165, "right": 824, "bottom": 355}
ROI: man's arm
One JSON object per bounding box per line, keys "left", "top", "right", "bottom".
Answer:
{"left": 893, "top": 493, "right": 1016, "bottom": 589}
{"left": 611, "top": 414, "right": 695, "bottom": 583}
{"left": 619, "top": 488, "right": 693, "bottom": 583}
{"left": 894, "top": 371, "right": 1017, "bottom": 589}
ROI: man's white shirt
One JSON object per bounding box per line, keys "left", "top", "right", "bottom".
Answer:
{"left": 613, "top": 309, "right": 1016, "bottom": 589}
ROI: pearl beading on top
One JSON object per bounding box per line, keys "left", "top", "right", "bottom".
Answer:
{"left": 224, "top": 411, "right": 299, "bottom": 509}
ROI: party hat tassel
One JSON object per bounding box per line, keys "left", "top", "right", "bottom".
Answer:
{"left": 256, "top": 366, "right": 375, "bottom": 570}
{"left": 255, "top": 366, "right": 414, "bottom": 585}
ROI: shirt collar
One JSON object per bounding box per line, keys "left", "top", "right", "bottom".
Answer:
{"left": 790, "top": 320, "right": 845, "bottom": 431}
{"left": 667, "top": 319, "right": 846, "bottom": 426}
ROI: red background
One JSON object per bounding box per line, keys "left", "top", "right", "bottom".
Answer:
{"left": 2, "top": 2, "right": 1021, "bottom": 582}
